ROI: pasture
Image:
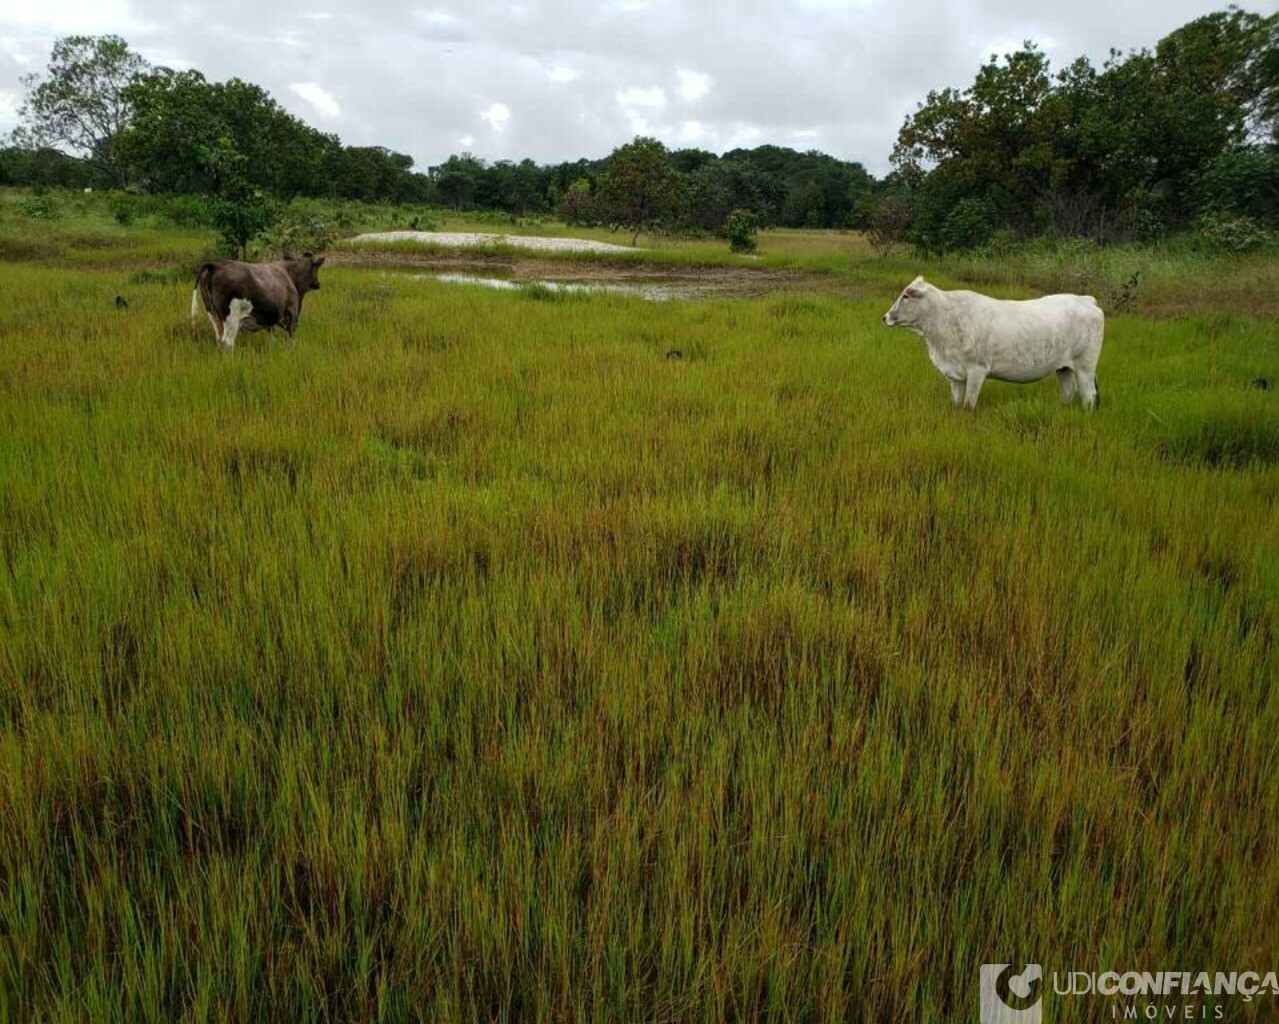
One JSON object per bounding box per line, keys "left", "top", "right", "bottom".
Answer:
{"left": 1, "top": 194, "right": 1277, "bottom": 1021}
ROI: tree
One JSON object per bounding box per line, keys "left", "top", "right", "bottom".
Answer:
{"left": 120, "top": 68, "right": 331, "bottom": 197}
{"left": 13, "top": 35, "right": 149, "bottom": 187}
{"left": 891, "top": 12, "right": 1279, "bottom": 247}
{"left": 201, "top": 138, "right": 278, "bottom": 258}
{"left": 597, "top": 137, "right": 682, "bottom": 245}
{"left": 557, "top": 178, "right": 595, "bottom": 224}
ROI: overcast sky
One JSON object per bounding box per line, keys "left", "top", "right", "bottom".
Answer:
{"left": 0, "top": 0, "right": 1268, "bottom": 176}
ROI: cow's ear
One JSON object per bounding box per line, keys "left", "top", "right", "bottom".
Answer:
{"left": 313, "top": 256, "right": 326, "bottom": 267}
{"left": 905, "top": 286, "right": 924, "bottom": 299}
{"left": 302, "top": 251, "right": 314, "bottom": 259}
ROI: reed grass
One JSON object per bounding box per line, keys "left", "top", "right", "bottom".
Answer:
{"left": 0, "top": 198, "right": 1277, "bottom": 1021}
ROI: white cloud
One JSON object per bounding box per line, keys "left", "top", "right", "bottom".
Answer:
{"left": 414, "top": 9, "right": 469, "bottom": 41}
{"left": 547, "top": 64, "right": 580, "bottom": 84}
{"left": 289, "top": 82, "right": 341, "bottom": 118}
{"left": 0, "top": 87, "right": 18, "bottom": 131}
{"left": 616, "top": 85, "right": 666, "bottom": 134}
{"left": 459, "top": 134, "right": 475, "bottom": 148}
{"left": 677, "top": 119, "right": 705, "bottom": 143}
{"left": 0, "top": 0, "right": 149, "bottom": 35}
{"left": 480, "top": 101, "right": 510, "bottom": 130}
{"left": 676, "top": 69, "right": 711, "bottom": 102}
{"left": 0, "top": 35, "right": 31, "bottom": 65}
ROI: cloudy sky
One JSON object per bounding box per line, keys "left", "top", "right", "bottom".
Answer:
{"left": 0, "top": 0, "right": 1263, "bottom": 176}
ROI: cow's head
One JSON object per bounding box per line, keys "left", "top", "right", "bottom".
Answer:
{"left": 882, "top": 276, "right": 930, "bottom": 328}
{"left": 300, "top": 252, "right": 325, "bottom": 291}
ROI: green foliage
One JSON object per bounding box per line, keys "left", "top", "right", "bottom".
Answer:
{"left": 557, "top": 177, "right": 595, "bottom": 224}
{"left": 597, "top": 136, "right": 682, "bottom": 245}
{"left": 17, "top": 192, "right": 57, "bottom": 219}
{"left": 1195, "top": 148, "right": 1279, "bottom": 222}
{"left": 894, "top": 10, "right": 1279, "bottom": 244}
{"left": 724, "top": 207, "right": 759, "bottom": 253}
{"left": 259, "top": 212, "right": 337, "bottom": 259}
{"left": 1194, "top": 211, "right": 1278, "bottom": 252}
{"left": 200, "top": 139, "right": 279, "bottom": 258}
{"left": 863, "top": 190, "right": 913, "bottom": 256}
{"left": 13, "top": 35, "right": 149, "bottom": 186}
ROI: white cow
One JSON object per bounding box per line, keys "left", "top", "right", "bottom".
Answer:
{"left": 882, "top": 276, "right": 1104, "bottom": 410}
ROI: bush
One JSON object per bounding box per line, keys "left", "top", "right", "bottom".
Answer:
{"left": 1194, "top": 212, "right": 1278, "bottom": 253}
{"left": 109, "top": 193, "right": 139, "bottom": 226}
{"left": 864, "top": 195, "right": 912, "bottom": 256}
{"left": 260, "top": 213, "right": 337, "bottom": 259}
{"left": 18, "top": 193, "right": 57, "bottom": 220}
{"left": 208, "top": 188, "right": 278, "bottom": 258}
{"left": 160, "top": 194, "right": 212, "bottom": 229}
{"left": 936, "top": 197, "right": 995, "bottom": 253}
{"left": 724, "top": 208, "right": 759, "bottom": 254}
{"left": 1196, "top": 150, "right": 1279, "bottom": 226}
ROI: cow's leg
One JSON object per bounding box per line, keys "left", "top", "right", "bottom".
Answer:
{"left": 1076, "top": 369, "right": 1098, "bottom": 411}
{"left": 207, "top": 312, "right": 222, "bottom": 341}
{"left": 963, "top": 366, "right": 988, "bottom": 409}
{"left": 1056, "top": 367, "right": 1078, "bottom": 405}
{"left": 948, "top": 378, "right": 965, "bottom": 406}
{"left": 221, "top": 298, "right": 253, "bottom": 349}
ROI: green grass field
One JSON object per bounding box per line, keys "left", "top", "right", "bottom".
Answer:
{"left": 1, "top": 193, "right": 1277, "bottom": 1021}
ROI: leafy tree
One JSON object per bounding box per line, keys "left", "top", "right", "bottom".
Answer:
{"left": 13, "top": 35, "right": 149, "bottom": 186}
{"left": 557, "top": 178, "right": 595, "bottom": 224}
{"left": 597, "top": 137, "right": 682, "bottom": 245}
{"left": 120, "top": 69, "right": 330, "bottom": 197}
{"left": 1196, "top": 148, "right": 1279, "bottom": 223}
{"left": 201, "top": 138, "right": 278, "bottom": 258}
{"left": 892, "top": 10, "right": 1279, "bottom": 247}
{"left": 434, "top": 153, "right": 485, "bottom": 209}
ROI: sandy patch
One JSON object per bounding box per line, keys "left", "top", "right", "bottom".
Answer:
{"left": 348, "top": 231, "right": 641, "bottom": 254}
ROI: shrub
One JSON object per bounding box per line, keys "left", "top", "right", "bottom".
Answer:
{"left": 160, "top": 194, "right": 212, "bottom": 229}
{"left": 865, "top": 195, "right": 912, "bottom": 256}
{"left": 937, "top": 197, "right": 995, "bottom": 253}
{"left": 724, "top": 208, "right": 759, "bottom": 254}
{"left": 260, "top": 213, "right": 336, "bottom": 259}
{"left": 1194, "top": 212, "right": 1278, "bottom": 253}
{"left": 18, "top": 193, "right": 57, "bottom": 220}
{"left": 109, "top": 193, "right": 139, "bottom": 226}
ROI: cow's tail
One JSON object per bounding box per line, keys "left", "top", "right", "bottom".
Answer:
{"left": 191, "top": 262, "right": 217, "bottom": 324}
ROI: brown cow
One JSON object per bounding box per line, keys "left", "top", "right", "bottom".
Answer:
{"left": 191, "top": 253, "right": 325, "bottom": 348}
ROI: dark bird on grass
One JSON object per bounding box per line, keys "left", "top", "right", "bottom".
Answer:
{"left": 1251, "top": 377, "right": 1271, "bottom": 391}
{"left": 114, "top": 295, "right": 128, "bottom": 309}
{"left": 665, "top": 349, "right": 684, "bottom": 361}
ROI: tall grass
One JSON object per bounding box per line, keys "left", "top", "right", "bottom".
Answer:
{"left": 0, "top": 210, "right": 1277, "bottom": 1021}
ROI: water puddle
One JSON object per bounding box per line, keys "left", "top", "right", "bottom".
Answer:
{"left": 422, "top": 272, "right": 678, "bottom": 301}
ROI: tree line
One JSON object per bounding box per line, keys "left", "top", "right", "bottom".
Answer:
{"left": 3, "top": 8, "right": 1277, "bottom": 252}
{"left": 0, "top": 34, "right": 874, "bottom": 248}
{"left": 883, "top": 7, "right": 1278, "bottom": 252}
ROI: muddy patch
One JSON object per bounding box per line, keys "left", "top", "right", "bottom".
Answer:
{"left": 423, "top": 272, "right": 680, "bottom": 301}
{"left": 331, "top": 247, "right": 829, "bottom": 300}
